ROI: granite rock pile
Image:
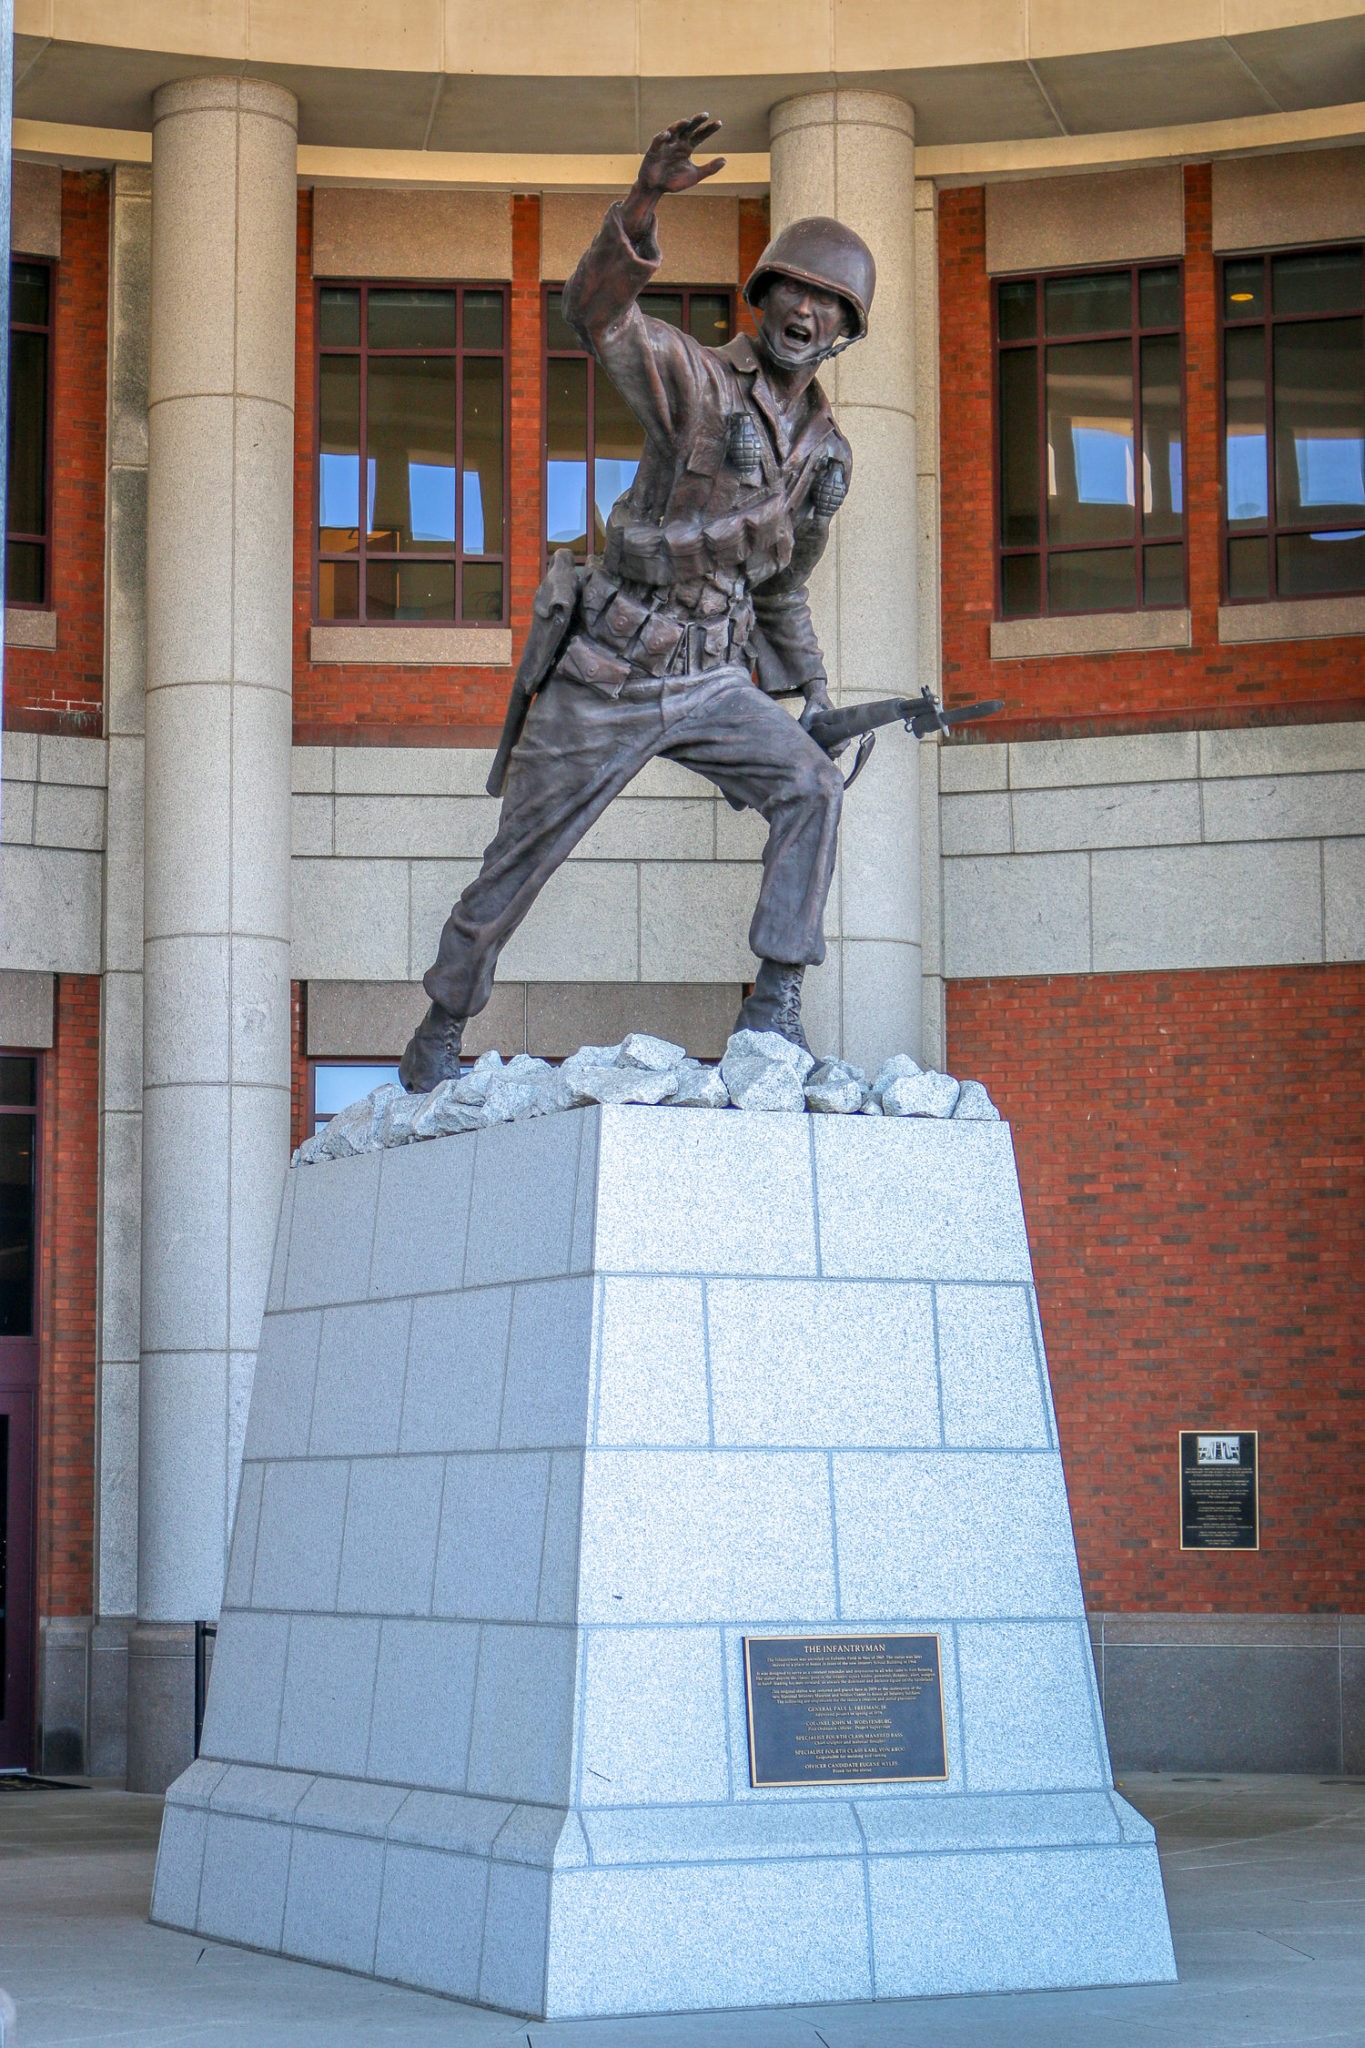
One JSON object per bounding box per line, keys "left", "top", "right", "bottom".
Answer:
{"left": 293, "top": 1029, "right": 1000, "bottom": 1165}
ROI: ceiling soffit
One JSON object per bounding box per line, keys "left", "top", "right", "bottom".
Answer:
{"left": 14, "top": 16, "right": 1365, "bottom": 152}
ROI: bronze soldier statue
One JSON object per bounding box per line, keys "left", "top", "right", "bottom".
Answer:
{"left": 401, "top": 112, "right": 876, "bottom": 1092}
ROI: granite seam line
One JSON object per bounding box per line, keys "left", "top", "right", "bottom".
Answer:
{"left": 491, "top": 1281, "right": 516, "bottom": 1446}
{"left": 268, "top": 1269, "right": 1037, "bottom": 1312}
{"left": 393, "top": 1292, "right": 417, "bottom": 1447}
{"left": 718, "top": 1627, "right": 736, "bottom": 1802}
{"left": 826, "top": 1451, "right": 844, "bottom": 1621}
{"left": 193, "top": 1777, "right": 1126, "bottom": 1816}
{"left": 238, "top": 1444, "right": 1063, "bottom": 1463}
{"left": 807, "top": 1118, "right": 824, "bottom": 1278}
{"left": 1025, "top": 1286, "right": 1055, "bottom": 1452}
{"left": 1077, "top": 1614, "right": 1114, "bottom": 1779}
{"left": 587, "top": 1273, "right": 605, "bottom": 1447}
{"left": 171, "top": 1822, "right": 1141, "bottom": 1871}
{"left": 700, "top": 1279, "right": 717, "bottom": 1449}
{"left": 360, "top": 1583, "right": 386, "bottom": 1788}
{"left": 532, "top": 1448, "right": 555, "bottom": 1621}
{"left": 929, "top": 1283, "right": 947, "bottom": 1448}
{"left": 460, "top": 1628, "right": 484, "bottom": 1792}
{"left": 223, "top": 1608, "right": 1085, "bottom": 1630}
{"left": 571, "top": 1620, "right": 591, "bottom": 1817}
{"left": 951, "top": 1628, "right": 968, "bottom": 1795}
{"left": 849, "top": 1799, "right": 878, "bottom": 1997}
{"left": 271, "top": 1616, "right": 292, "bottom": 1766}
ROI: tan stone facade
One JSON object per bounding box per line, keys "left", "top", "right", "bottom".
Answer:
{"left": 5, "top": 4, "right": 1365, "bottom": 1787}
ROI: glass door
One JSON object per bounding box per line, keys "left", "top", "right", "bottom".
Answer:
{"left": 0, "top": 1055, "right": 40, "bottom": 1770}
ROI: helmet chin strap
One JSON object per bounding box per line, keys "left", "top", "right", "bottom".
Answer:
{"left": 759, "top": 326, "right": 859, "bottom": 373}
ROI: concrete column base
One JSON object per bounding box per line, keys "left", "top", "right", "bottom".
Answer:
{"left": 127, "top": 1623, "right": 195, "bottom": 1793}
{"left": 37, "top": 1619, "right": 93, "bottom": 1776}
{"left": 36, "top": 1618, "right": 135, "bottom": 1780}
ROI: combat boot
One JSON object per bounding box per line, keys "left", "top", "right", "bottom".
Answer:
{"left": 399, "top": 1001, "right": 465, "bottom": 1093}
{"left": 734, "top": 960, "right": 810, "bottom": 1053}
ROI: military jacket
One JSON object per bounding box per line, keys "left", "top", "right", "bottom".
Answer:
{"left": 556, "top": 201, "right": 852, "bottom": 698}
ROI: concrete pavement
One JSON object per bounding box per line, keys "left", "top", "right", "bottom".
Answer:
{"left": 0, "top": 1775, "right": 1362, "bottom": 2045}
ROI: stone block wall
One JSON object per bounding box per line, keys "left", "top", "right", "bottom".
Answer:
{"left": 289, "top": 741, "right": 770, "bottom": 991}
{"left": 938, "top": 723, "right": 1365, "bottom": 978}
{"left": 0, "top": 733, "right": 106, "bottom": 975}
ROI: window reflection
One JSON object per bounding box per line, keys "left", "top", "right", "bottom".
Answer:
{"left": 999, "top": 349, "right": 1039, "bottom": 546}
{"left": 1220, "top": 246, "right": 1365, "bottom": 601}
{"left": 1141, "top": 335, "right": 1182, "bottom": 535}
{"left": 547, "top": 357, "right": 589, "bottom": 550}
{"left": 1047, "top": 340, "right": 1135, "bottom": 545}
{"left": 593, "top": 371, "right": 642, "bottom": 540}
{"left": 313, "top": 1063, "right": 401, "bottom": 1131}
{"left": 1224, "top": 326, "right": 1269, "bottom": 526}
{"left": 997, "top": 264, "right": 1183, "bottom": 616}
{"left": 463, "top": 356, "right": 503, "bottom": 554}
{"left": 314, "top": 283, "right": 507, "bottom": 624}
{"left": 1274, "top": 321, "right": 1365, "bottom": 523}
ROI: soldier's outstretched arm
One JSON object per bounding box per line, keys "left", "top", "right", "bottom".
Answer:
{"left": 619, "top": 113, "right": 726, "bottom": 242}
{"left": 562, "top": 116, "right": 727, "bottom": 442}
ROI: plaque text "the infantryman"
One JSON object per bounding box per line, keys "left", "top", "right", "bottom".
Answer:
{"left": 743, "top": 1635, "right": 948, "bottom": 1787}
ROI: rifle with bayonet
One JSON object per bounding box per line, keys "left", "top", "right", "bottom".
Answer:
{"left": 805, "top": 686, "right": 1005, "bottom": 786}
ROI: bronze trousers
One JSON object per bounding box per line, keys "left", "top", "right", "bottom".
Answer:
{"left": 422, "top": 665, "right": 843, "bottom": 1022}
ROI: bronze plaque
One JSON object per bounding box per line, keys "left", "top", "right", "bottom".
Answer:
{"left": 743, "top": 1634, "right": 948, "bottom": 1788}
{"left": 1179, "top": 1430, "right": 1259, "bottom": 1550}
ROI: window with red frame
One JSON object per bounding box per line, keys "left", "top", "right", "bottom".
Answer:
{"left": 995, "top": 264, "right": 1185, "bottom": 618}
{"left": 6, "top": 261, "right": 53, "bottom": 607}
{"left": 1221, "top": 244, "right": 1365, "bottom": 603}
{"left": 544, "top": 286, "right": 734, "bottom": 559}
{"left": 314, "top": 282, "right": 509, "bottom": 624}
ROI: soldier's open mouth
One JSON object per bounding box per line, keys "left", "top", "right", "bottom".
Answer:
{"left": 783, "top": 320, "right": 813, "bottom": 348}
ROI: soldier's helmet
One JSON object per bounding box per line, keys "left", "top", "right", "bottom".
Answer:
{"left": 742, "top": 217, "right": 876, "bottom": 341}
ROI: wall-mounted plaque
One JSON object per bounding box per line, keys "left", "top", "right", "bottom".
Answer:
{"left": 1179, "top": 1430, "right": 1259, "bottom": 1550}
{"left": 743, "top": 1634, "right": 947, "bottom": 1788}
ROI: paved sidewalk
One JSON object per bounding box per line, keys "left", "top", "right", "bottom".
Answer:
{"left": 1, "top": 1775, "right": 1362, "bottom": 2045}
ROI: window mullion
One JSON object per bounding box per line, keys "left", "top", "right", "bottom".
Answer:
{"left": 358, "top": 286, "right": 370, "bottom": 621}
{"left": 1036, "top": 280, "right": 1047, "bottom": 607}
{"left": 454, "top": 286, "right": 465, "bottom": 619}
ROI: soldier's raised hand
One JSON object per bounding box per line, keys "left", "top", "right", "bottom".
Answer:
{"left": 636, "top": 113, "right": 726, "bottom": 196}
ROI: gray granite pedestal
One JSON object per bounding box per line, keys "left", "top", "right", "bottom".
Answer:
{"left": 152, "top": 1106, "right": 1176, "bottom": 2017}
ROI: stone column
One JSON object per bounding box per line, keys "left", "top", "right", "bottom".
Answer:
{"left": 913, "top": 175, "right": 947, "bottom": 1069}
{"left": 768, "top": 92, "right": 921, "bottom": 1073}
{"left": 91, "top": 163, "right": 152, "bottom": 1782}
{"left": 130, "top": 78, "right": 297, "bottom": 1791}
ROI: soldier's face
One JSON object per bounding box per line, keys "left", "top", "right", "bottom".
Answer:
{"left": 758, "top": 276, "right": 850, "bottom": 367}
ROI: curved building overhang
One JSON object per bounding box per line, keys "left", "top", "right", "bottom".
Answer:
{"left": 14, "top": 0, "right": 1365, "bottom": 156}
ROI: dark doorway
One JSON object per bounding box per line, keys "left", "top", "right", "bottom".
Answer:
{"left": 0, "top": 1054, "right": 40, "bottom": 1770}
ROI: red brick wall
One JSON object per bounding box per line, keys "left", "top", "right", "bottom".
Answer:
{"left": 38, "top": 975, "right": 100, "bottom": 1619}
{"left": 947, "top": 965, "right": 1365, "bottom": 1612}
{"left": 291, "top": 190, "right": 542, "bottom": 744}
{"left": 290, "top": 980, "right": 310, "bottom": 1154}
{"left": 938, "top": 171, "right": 1365, "bottom": 742}
{"left": 6, "top": 174, "right": 108, "bottom": 738}
{"left": 736, "top": 196, "right": 769, "bottom": 338}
